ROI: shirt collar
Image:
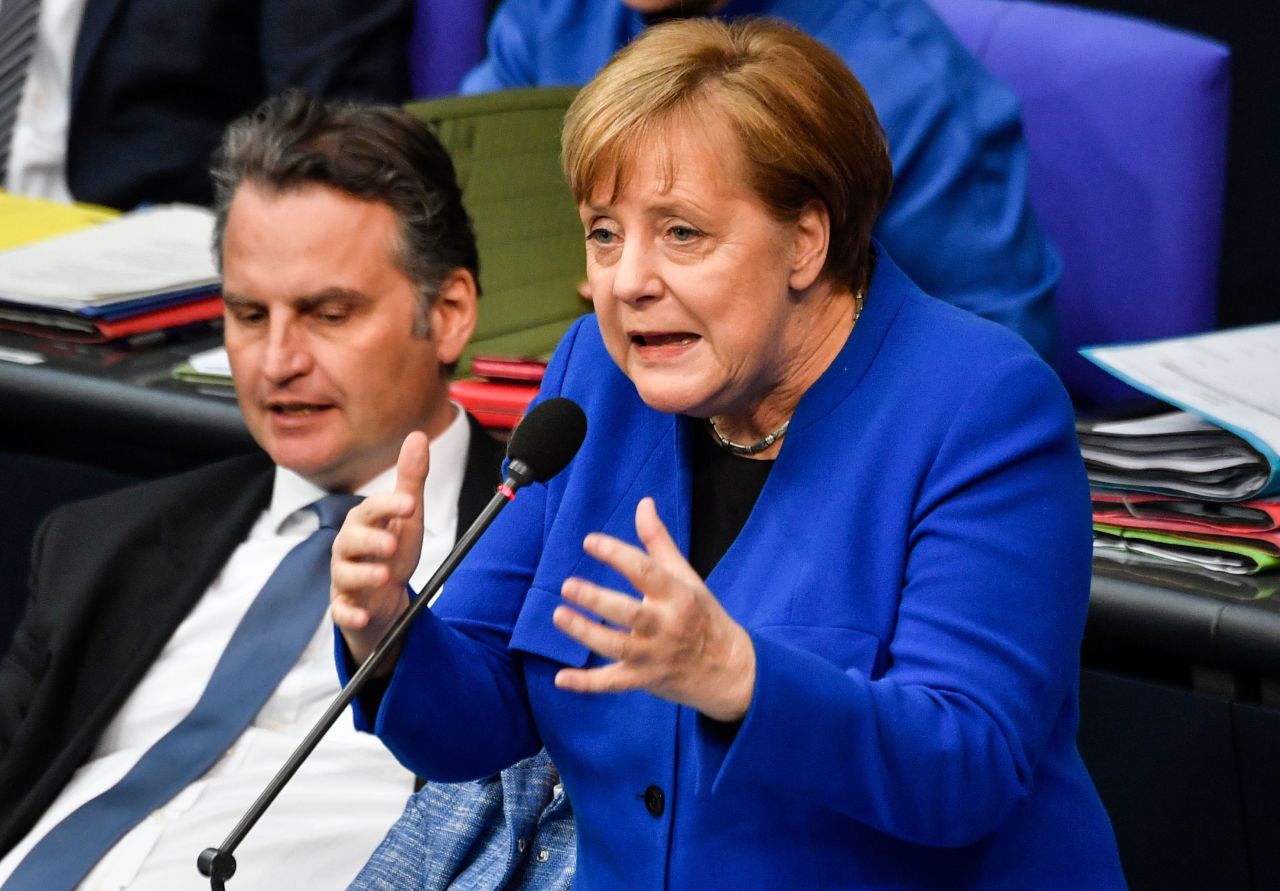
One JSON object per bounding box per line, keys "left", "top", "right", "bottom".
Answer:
{"left": 266, "top": 403, "right": 471, "bottom": 537}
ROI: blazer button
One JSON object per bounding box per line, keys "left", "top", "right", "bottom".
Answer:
{"left": 643, "top": 785, "right": 665, "bottom": 817}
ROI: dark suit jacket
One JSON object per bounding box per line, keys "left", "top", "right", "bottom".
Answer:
{"left": 0, "top": 415, "right": 504, "bottom": 856}
{"left": 66, "top": 0, "right": 412, "bottom": 209}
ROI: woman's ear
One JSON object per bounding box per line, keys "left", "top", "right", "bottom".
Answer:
{"left": 428, "top": 268, "right": 479, "bottom": 366}
{"left": 788, "top": 200, "right": 831, "bottom": 292}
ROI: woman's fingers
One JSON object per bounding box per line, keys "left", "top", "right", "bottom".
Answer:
{"left": 328, "top": 432, "right": 427, "bottom": 667}
{"left": 555, "top": 662, "right": 643, "bottom": 695}
{"left": 330, "top": 596, "right": 373, "bottom": 630}
{"left": 559, "top": 577, "right": 646, "bottom": 632}
{"left": 333, "top": 491, "right": 415, "bottom": 555}
{"left": 395, "top": 431, "right": 431, "bottom": 501}
{"left": 331, "top": 557, "right": 393, "bottom": 592}
{"left": 331, "top": 517, "right": 399, "bottom": 562}
{"left": 555, "top": 498, "right": 756, "bottom": 721}
{"left": 633, "top": 497, "right": 698, "bottom": 584}
{"left": 580, "top": 499, "right": 705, "bottom": 602}
{"left": 553, "top": 603, "right": 630, "bottom": 662}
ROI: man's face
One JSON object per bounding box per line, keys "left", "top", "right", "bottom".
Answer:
{"left": 221, "top": 183, "right": 476, "bottom": 492}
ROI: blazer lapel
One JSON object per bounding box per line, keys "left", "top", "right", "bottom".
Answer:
{"left": 72, "top": 0, "right": 128, "bottom": 106}
{"left": 454, "top": 412, "right": 506, "bottom": 541}
{"left": 79, "top": 459, "right": 275, "bottom": 731}
{"left": 155, "top": 462, "right": 275, "bottom": 613}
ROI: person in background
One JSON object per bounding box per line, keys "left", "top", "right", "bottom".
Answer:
{"left": 332, "top": 18, "right": 1124, "bottom": 888}
{"left": 461, "top": 0, "right": 1061, "bottom": 363}
{"left": 0, "top": 93, "right": 571, "bottom": 890}
{"left": 0, "top": 0, "right": 410, "bottom": 209}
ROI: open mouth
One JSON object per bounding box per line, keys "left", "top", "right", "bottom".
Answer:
{"left": 268, "top": 403, "right": 330, "bottom": 416}
{"left": 631, "top": 333, "right": 698, "bottom": 347}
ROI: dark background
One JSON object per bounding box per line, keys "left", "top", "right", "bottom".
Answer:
{"left": 1070, "top": 0, "right": 1278, "bottom": 329}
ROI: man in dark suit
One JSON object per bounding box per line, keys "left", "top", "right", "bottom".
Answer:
{"left": 4, "top": 0, "right": 411, "bottom": 209}
{"left": 0, "top": 94, "right": 571, "bottom": 889}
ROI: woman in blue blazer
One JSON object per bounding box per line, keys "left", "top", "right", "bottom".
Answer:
{"left": 333, "top": 18, "right": 1127, "bottom": 889}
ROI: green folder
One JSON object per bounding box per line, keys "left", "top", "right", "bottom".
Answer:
{"left": 1094, "top": 522, "right": 1280, "bottom": 575}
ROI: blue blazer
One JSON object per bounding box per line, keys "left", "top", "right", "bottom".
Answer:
{"left": 350, "top": 249, "right": 1126, "bottom": 888}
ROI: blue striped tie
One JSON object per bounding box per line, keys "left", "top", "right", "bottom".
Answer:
{"left": 3, "top": 494, "right": 362, "bottom": 891}
{"left": 0, "top": 0, "right": 42, "bottom": 183}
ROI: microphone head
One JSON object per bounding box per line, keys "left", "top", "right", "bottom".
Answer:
{"left": 506, "top": 397, "right": 588, "bottom": 484}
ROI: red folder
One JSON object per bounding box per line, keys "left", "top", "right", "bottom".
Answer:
{"left": 449, "top": 378, "right": 539, "bottom": 430}
{"left": 0, "top": 295, "right": 224, "bottom": 343}
{"left": 468, "top": 355, "right": 548, "bottom": 383}
{"left": 1092, "top": 491, "right": 1280, "bottom": 537}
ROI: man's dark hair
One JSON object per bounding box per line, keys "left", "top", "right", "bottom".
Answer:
{"left": 211, "top": 90, "right": 479, "bottom": 334}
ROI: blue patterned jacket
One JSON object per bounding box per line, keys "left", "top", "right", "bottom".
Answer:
{"left": 349, "top": 751, "right": 574, "bottom": 890}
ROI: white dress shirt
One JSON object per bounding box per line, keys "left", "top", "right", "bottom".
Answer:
{"left": 3, "top": 0, "right": 87, "bottom": 202}
{"left": 0, "top": 407, "right": 471, "bottom": 890}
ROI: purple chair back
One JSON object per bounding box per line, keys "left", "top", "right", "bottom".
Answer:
{"left": 408, "top": 0, "right": 489, "bottom": 98}
{"left": 928, "top": 0, "right": 1230, "bottom": 406}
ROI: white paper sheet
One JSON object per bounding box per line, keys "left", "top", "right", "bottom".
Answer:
{"left": 1082, "top": 323, "right": 1280, "bottom": 467}
{"left": 0, "top": 205, "right": 218, "bottom": 308}
{"left": 188, "top": 345, "right": 231, "bottom": 377}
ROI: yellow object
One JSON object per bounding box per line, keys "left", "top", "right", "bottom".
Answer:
{"left": 0, "top": 190, "right": 119, "bottom": 251}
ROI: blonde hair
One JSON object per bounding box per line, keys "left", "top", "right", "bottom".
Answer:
{"left": 562, "top": 17, "right": 892, "bottom": 292}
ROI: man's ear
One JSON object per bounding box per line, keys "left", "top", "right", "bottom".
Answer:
{"left": 788, "top": 200, "right": 831, "bottom": 292}
{"left": 428, "top": 268, "right": 479, "bottom": 366}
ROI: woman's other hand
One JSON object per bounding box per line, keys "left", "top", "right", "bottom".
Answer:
{"left": 554, "top": 497, "right": 756, "bottom": 722}
{"left": 330, "top": 432, "right": 427, "bottom": 667}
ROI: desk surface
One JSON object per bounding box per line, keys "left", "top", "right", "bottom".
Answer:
{"left": 1088, "top": 565, "right": 1280, "bottom": 681}
{"left": 0, "top": 327, "right": 254, "bottom": 466}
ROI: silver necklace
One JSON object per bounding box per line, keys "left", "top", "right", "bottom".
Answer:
{"left": 706, "top": 290, "right": 863, "bottom": 457}
{"left": 707, "top": 416, "right": 789, "bottom": 456}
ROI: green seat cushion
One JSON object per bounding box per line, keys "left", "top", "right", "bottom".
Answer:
{"left": 407, "top": 87, "right": 589, "bottom": 374}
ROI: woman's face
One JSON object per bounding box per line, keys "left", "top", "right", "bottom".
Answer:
{"left": 579, "top": 120, "right": 831, "bottom": 426}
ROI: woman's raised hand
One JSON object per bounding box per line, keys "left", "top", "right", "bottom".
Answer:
{"left": 553, "top": 497, "right": 757, "bottom": 723}
{"left": 330, "top": 432, "right": 428, "bottom": 667}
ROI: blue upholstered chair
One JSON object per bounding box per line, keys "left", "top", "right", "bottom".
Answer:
{"left": 927, "top": 0, "right": 1230, "bottom": 407}
{"left": 407, "top": 0, "right": 489, "bottom": 98}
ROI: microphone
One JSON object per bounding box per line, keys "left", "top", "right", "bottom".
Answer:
{"left": 198, "top": 397, "right": 587, "bottom": 889}
{"left": 505, "top": 396, "right": 589, "bottom": 487}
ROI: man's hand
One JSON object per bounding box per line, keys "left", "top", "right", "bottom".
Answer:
{"left": 330, "top": 432, "right": 428, "bottom": 668}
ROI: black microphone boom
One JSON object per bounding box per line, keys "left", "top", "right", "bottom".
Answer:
{"left": 198, "top": 397, "right": 587, "bottom": 889}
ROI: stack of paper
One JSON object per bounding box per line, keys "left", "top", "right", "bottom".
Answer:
{"left": 0, "top": 204, "right": 223, "bottom": 341}
{"left": 1078, "top": 411, "right": 1272, "bottom": 501}
{"left": 1079, "top": 323, "right": 1280, "bottom": 501}
{"left": 173, "top": 344, "right": 234, "bottom": 387}
{"left": 0, "top": 191, "right": 118, "bottom": 250}
{"left": 1093, "top": 522, "right": 1279, "bottom": 574}
{"left": 1080, "top": 323, "right": 1280, "bottom": 591}
{"left": 1091, "top": 492, "right": 1280, "bottom": 577}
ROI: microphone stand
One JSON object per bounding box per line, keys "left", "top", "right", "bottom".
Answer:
{"left": 198, "top": 462, "right": 533, "bottom": 889}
